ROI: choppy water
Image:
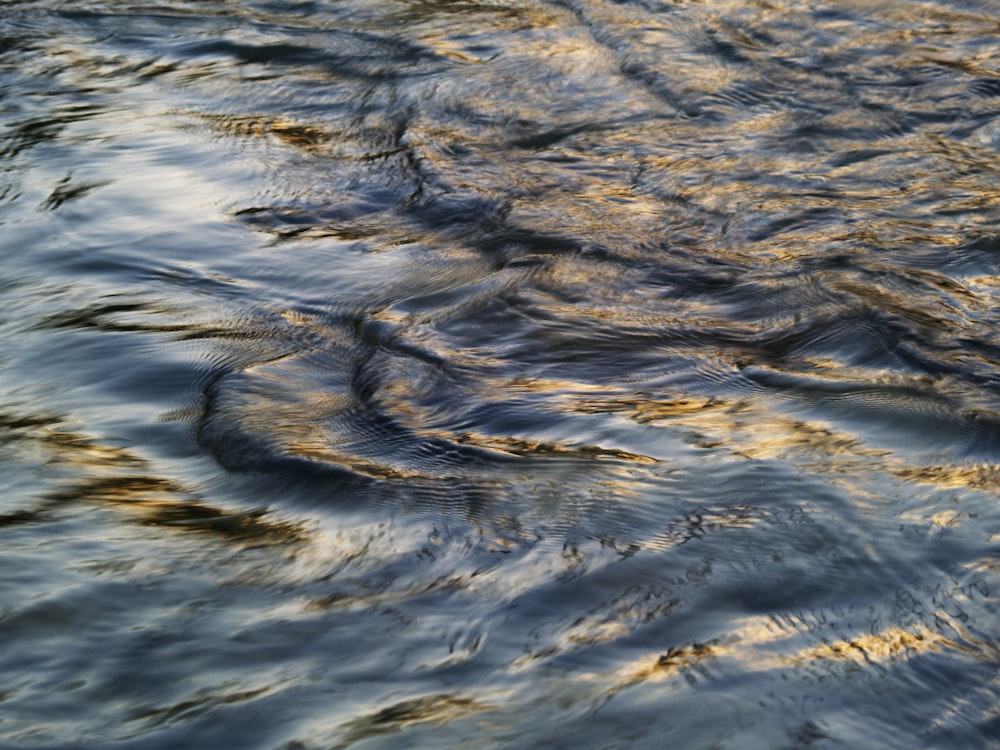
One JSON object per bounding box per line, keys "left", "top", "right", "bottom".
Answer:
{"left": 1, "top": 0, "right": 998, "bottom": 747}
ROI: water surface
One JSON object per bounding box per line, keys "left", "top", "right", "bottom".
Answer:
{"left": 1, "top": 0, "right": 998, "bottom": 747}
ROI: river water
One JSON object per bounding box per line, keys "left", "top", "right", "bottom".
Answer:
{"left": 1, "top": 0, "right": 998, "bottom": 747}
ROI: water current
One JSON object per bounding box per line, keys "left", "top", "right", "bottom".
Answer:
{"left": 1, "top": 0, "right": 998, "bottom": 747}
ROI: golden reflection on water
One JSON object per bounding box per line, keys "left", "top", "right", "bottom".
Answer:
{"left": 49, "top": 475, "right": 302, "bottom": 543}
{"left": 224, "top": 308, "right": 1000, "bottom": 494}
{"left": 894, "top": 463, "right": 1000, "bottom": 489}
{"left": 0, "top": 410, "right": 303, "bottom": 545}
{"left": 127, "top": 685, "right": 275, "bottom": 730}
{"left": 729, "top": 611, "right": 996, "bottom": 675}
{"left": 197, "top": 113, "right": 329, "bottom": 152}
{"left": 613, "top": 640, "right": 725, "bottom": 691}
{"left": 448, "top": 432, "right": 657, "bottom": 463}
{"left": 332, "top": 693, "right": 490, "bottom": 750}
{"left": 558, "top": 615, "right": 988, "bottom": 710}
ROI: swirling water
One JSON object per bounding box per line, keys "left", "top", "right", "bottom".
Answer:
{"left": 1, "top": 0, "right": 998, "bottom": 747}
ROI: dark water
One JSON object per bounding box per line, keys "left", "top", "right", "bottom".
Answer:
{"left": 1, "top": 0, "right": 998, "bottom": 747}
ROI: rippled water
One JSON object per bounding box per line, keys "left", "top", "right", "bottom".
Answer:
{"left": 1, "top": 0, "right": 998, "bottom": 747}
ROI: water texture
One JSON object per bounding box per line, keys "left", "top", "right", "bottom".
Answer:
{"left": 0, "top": 0, "right": 998, "bottom": 747}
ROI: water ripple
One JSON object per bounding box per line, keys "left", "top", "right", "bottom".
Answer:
{"left": 1, "top": 0, "right": 998, "bottom": 748}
